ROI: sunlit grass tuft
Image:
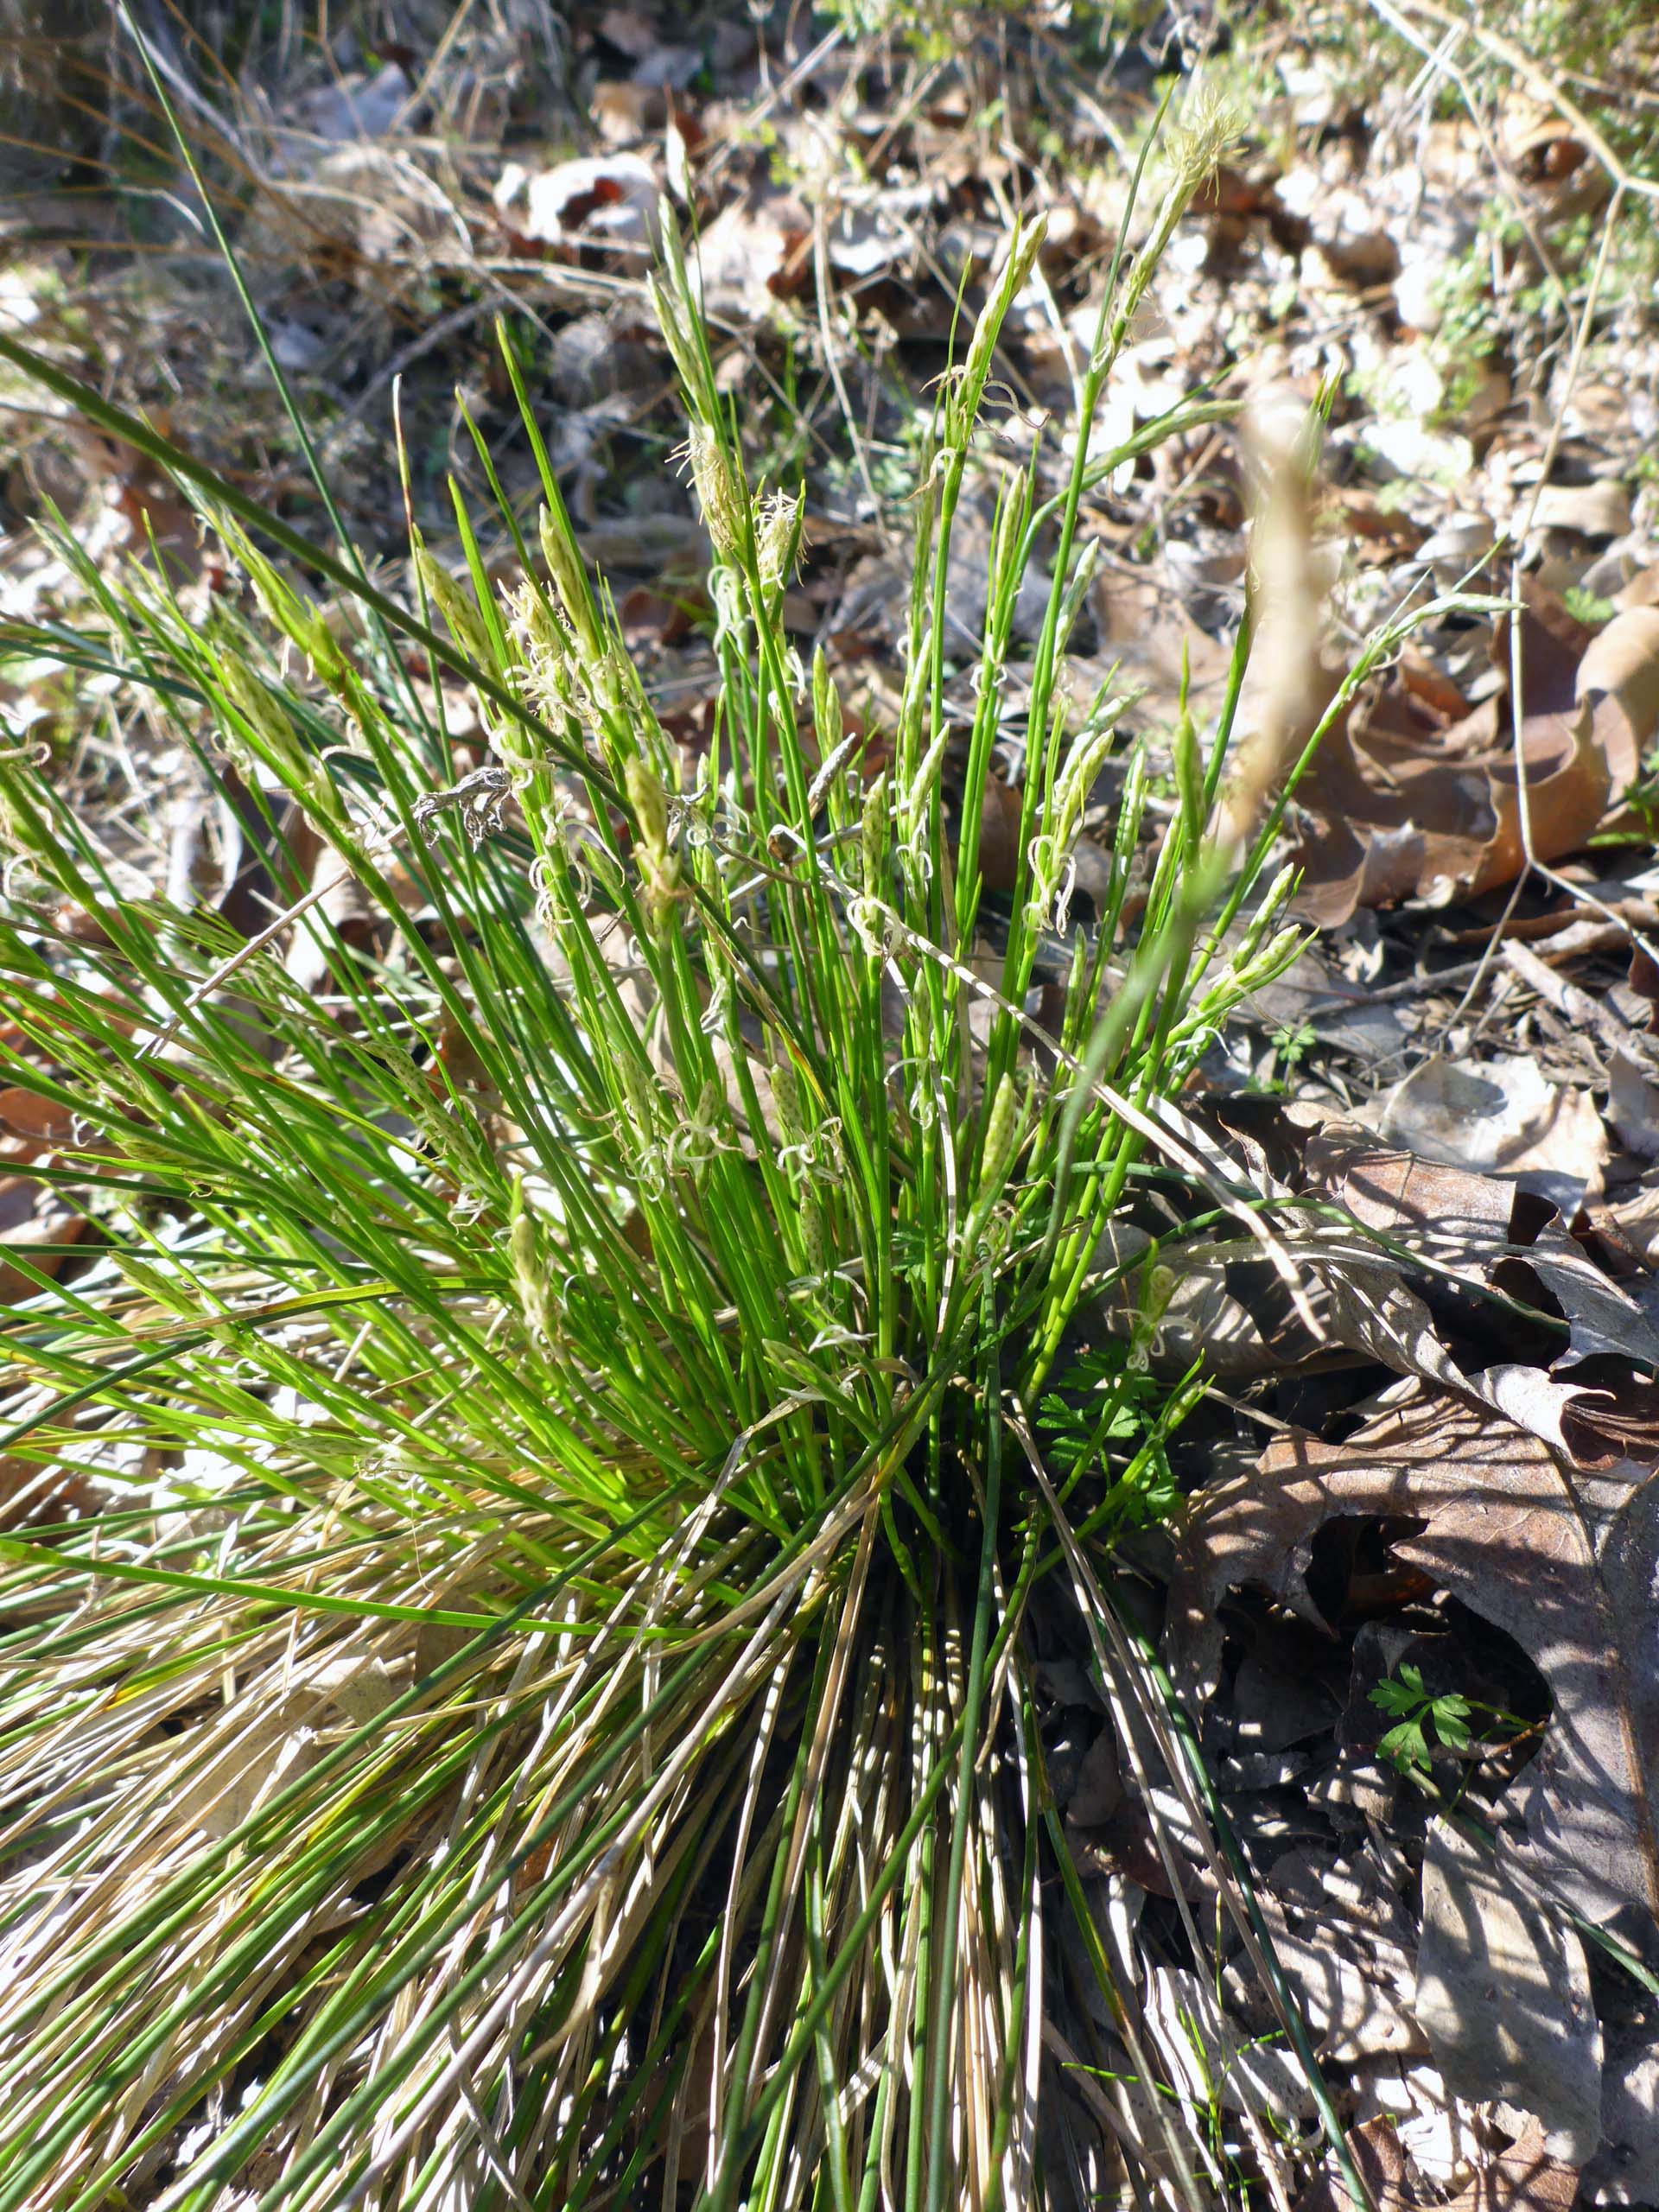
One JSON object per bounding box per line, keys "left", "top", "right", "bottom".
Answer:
{"left": 0, "top": 107, "right": 1428, "bottom": 2207}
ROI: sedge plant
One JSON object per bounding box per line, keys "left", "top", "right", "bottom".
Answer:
{"left": 0, "top": 92, "right": 1421, "bottom": 2211}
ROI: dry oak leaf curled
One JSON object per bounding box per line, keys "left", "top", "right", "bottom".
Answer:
{"left": 1167, "top": 1387, "right": 1659, "bottom": 1959}
{"left": 1288, "top": 589, "right": 1659, "bottom": 925}
{"left": 1298, "top": 2113, "right": 1577, "bottom": 2212}
{"left": 1300, "top": 1127, "right": 1659, "bottom": 1385}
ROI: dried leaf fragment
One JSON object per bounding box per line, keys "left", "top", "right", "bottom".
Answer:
{"left": 1287, "top": 587, "right": 1659, "bottom": 921}
{"left": 1376, "top": 1056, "right": 1607, "bottom": 1207}
{"left": 1416, "top": 1818, "right": 1602, "bottom": 2164}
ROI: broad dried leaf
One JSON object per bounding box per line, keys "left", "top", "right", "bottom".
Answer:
{"left": 1289, "top": 693, "right": 1611, "bottom": 924}
{"left": 1249, "top": 1880, "right": 1427, "bottom": 2063}
{"left": 1609, "top": 1044, "right": 1659, "bottom": 1160}
{"left": 275, "top": 65, "right": 409, "bottom": 152}
{"left": 1168, "top": 1389, "right": 1659, "bottom": 1955}
{"left": 1289, "top": 588, "right": 1659, "bottom": 923}
{"left": 1578, "top": 607, "right": 1659, "bottom": 796}
{"left": 283, "top": 820, "right": 378, "bottom": 998}
{"left": 1299, "top": 2114, "right": 1578, "bottom": 2212}
{"left": 1416, "top": 1817, "right": 1602, "bottom": 2164}
{"left": 1312, "top": 1258, "right": 1590, "bottom": 1456}
{"left": 1585, "top": 2013, "right": 1659, "bottom": 2205}
{"left": 0, "top": 1085, "right": 76, "bottom": 1158}
{"left": 493, "top": 152, "right": 658, "bottom": 251}
{"left": 1302, "top": 1126, "right": 1517, "bottom": 1274}
{"left": 1517, "top": 1226, "right": 1659, "bottom": 1375}
{"left": 0, "top": 1446, "right": 97, "bottom": 1529}
{"left": 1530, "top": 482, "right": 1631, "bottom": 540}
{"left": 1440, "top": 2119, "right": 1579, "bottom": 2212}
{"left": 1093, "top": 566, "right": 1235, "bottom": 736}
{"left": 173, "top": 1653, "right": 400, "bottom": 1836}
{"left": 175, "top": 1697, "right": 321, "bottom": 1840}
{"left": 1087, "top": 1221, "right": 1287, "bottom": 1377}
{"left": 691, "top": 191, "right": 808, "bottom": 321}
{"left": 1293, "top": 2114, "right": 1414, "bottom": 2212}
{"left": 592, "top": 80, "right": 663, "bottom": 145}
{"left": 1144, "top": 1964, "right": 1322, "bottom": 2120}
{"left": 1293, "top": 1122, "right": 1657, "bottom": 1378}
{"left": 1376, "top": 1056, "right": 1607, "bottom": 1207}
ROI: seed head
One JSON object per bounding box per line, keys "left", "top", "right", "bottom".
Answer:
{"left": 623, "top": 756, "right": 671, "bottom": 862}
{"left": 979, "top": 1073, "right": 1019, "bottom": 1195}
{"left": 509, "top": 1179, "right": 557, "bottom": 1344}
{"left": 959, "top": 216, "right": 1048, "bottom": 422}
{"left": 1172, "top": 704, "right": 1205, "bottom": 853}
{"left": 415, "top": 549, "right": 493, "bottom": 673}
{"left": 619, "top": 1049, "right": 658, "bottom": 1147}
{"left": 755, "top": 488, "right": 804, "bottom": 594}
{"left": 538, "top": 503, "right": 601, "bottom": 659}
{"left": 1167, "top": 80, "right": 1243, "bottom": 196}
{"left": 859, "top": 772, "right": 888, "bottom": 895}
{"left": 677, "top": 422, "right": 746, "bottom": 562}
{"left": 233, "top": 537, "right": 348, "bottom": 689}
{"left": 622, "top": 756, "right": 682, "bottom": 929}
{"left": 219, "top": 659, "right": 305, "bottom": 784}
{"left": 1234, "top": 865, "right": 1297, "bottom": 964}
{"left": 800, "top": 1188, "right": 826, "bottom": 1278}
{"left": 770, "top": 1046, "right": 804, "bottom": 1151}
{"left": 1236, "top": 922, "right": 1306, "bottom": 991}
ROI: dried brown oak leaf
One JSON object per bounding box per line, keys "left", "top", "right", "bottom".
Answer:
{"left": 1440, "top": 2120, "right": 1580, "bottom": 2212}
{"left": 1416, "top": 1816, "right": 1601, "bottom": 2164}
{"left": 1288, "top": 588, "right": 1659, "bottom": 925}
{"left": 1167, "top": 1386, "right": 1659, "bottom": 1959}
{"left": 1305, "top": 1128, "right": 1659, "bottom": 1392}
{"left": 1297, "top": 2113, "right": 1577, "bottom": 2212}
{"left": 1226, "top": 1116, "right": 1659, "bottom": 1406}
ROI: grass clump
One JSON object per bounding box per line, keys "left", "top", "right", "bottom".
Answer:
{"left": 0, "top": 114, "right": 1379, "bottom": 2208}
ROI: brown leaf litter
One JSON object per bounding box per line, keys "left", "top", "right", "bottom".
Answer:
{"left": 1286, "top": 586, "right": 1659, "bottom": 925}
{"left": 1298, "top": 2110, "right": 1578, "bottom": 2212}
{"left": 1088, "top": 1095, "right": 1659, "bottom": 2202}
{"left": 1170, "top": 1382, "right": 1659, "bottom": 1954}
